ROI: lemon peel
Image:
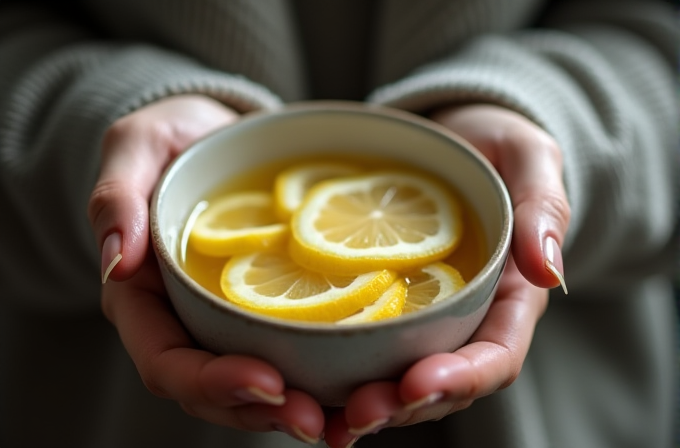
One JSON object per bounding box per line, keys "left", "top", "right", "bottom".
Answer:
{"left": 290, "top": 172, "right": 463, "bottom": 275}
{"left": 220, "top": 251, "right": 398, "bottom": 322}
{"left": 273, "top": 161, "right": 362, "bottom": 221}
{"left": 403, "top": 262, "right": 466, "bottom": 313}
{"left": 337, "top": 278, "right": 407, "bottom": 325}
{"left": 189, "top": 191, "right": 288, "bottom": 257}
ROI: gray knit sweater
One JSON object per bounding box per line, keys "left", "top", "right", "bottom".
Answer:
{"left": 0, "top": 1, "right": 678, "bottom": 447}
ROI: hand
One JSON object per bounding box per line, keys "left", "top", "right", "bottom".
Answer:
{"left": 101, "top": 249, "right": 324, "bottom": 443}
{"left": 324, "top": 104, "right": 569, "bottom": 446}
{"left": 89, "top": 94, "right": 239, "bottom": 281}
{"left": 88, "top": 95, "right": 324, "bottom": 443}
{"left": 433, "top": 104, "right": 571, "bottom": 290}
{"left": 324, "top": 256, "right": 547, "bottom": 447}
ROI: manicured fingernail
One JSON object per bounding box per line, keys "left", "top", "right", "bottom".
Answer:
{"left": 292, "top": 426, "right": 320, "bottom": 445}
{"left": 101, "top": 232, "right": 122, "bottom": 284}
{"left": 348, "top": 417, "right": 390, "bottom": 436}
{"left": 544, "top": 236, "right": 568, "bottom": 294}
{"left": 234, "top": 386, "right": 286, "bottom": 406}
{"left": 403, "top": 391, "right": 444, "bottom": 412}
{"left": 273, "top": 424, "right": 319, "bottom": 445}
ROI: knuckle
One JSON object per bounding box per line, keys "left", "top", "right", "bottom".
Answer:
{"left": 128, "top": 351, "right": 173, "bottom": 400}
{"left": 516, "top": 183, "right": 572, "bottom": 233}
{"left": 503, "top": 118, "right": 559, "bottom": 150}
{"left": 87, "top": 181, "right": 119, "bottom": 227}
{"left": 101, "top": 116, "right": 136, "bottom": 157}
{"left": 501, "top": 126, "right": 572, "bottom": 233}
{"left": 147, "top": 120, "right": 177, "bottom": 153}
{"left": 503, "top": 123, "right": 564, "bottom": 168}
{"left": 543, "top": 190, "right": 572, "bottom": 229}
{"left": 541, "top": 134, "right": 563, "bottom": 163}
{"left": 179, "top": 402, "right": 201, "bottom": 418}
{"left": 103, "top": 113, "right": 176, "bottom": 158}
{"left": 487, "top": 342, "right": 523, "bottom": 392}
{"left": 141, "top": 374, "right": 171, "bottom": 399}
{"left": 498, "top": 368, "right": 521, "bottom": 391}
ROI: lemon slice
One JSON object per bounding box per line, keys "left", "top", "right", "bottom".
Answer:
{"left": 336, "top": 278, "right": 407, "bottom": 325}
{"left": 273, "top": 161, "right": 362, "bottom": 220}
{"left": 289, "top": 171, "right": 463, "bottom": 275}
{"left": 190, "top": 191, "right": 288, "bottom": 257}
{"left": 403, "top": 262, "right": 466, "bottom": 313}
{"left": 220, "top": 251, "right": 398, "bottom": 322}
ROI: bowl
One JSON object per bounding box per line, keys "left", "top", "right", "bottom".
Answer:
{"left": 150, "top": 101, "right": 513, "bottom": 406}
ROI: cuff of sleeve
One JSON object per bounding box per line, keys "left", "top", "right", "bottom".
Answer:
{"left": 367, "top": 36, "right": 565, "bottom": 128}
{"left": 68, "top": 43, "right": 283, "bottom": 123}
{"left": 367, "top": 35, "right": 586, "bottom": 245}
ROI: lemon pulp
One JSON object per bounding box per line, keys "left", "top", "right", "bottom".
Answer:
{"left": 290, "top": 172, "right": 463, "bottom": 275}
{"left": 179, "top": 156, "right": 484, "bottom": 324}
{"left": 189, "top": 191, "right": 288, "bottom": 257}
{"left": 221, "top": 251, "right": 397, "bottom": 322}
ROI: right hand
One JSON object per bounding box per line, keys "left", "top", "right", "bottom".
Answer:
{"left": 324, "top": 103, "right": 568, "bottom": 447}
{"left": 88, "top": 95, "right": 325, "bottom": 443}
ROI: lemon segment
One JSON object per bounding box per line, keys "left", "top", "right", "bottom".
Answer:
{"left": 273, "top": 161, "right": 362, "bottom": 221}
{"left": 403, "top": 262, "right": 466, "bottom": 313}
{"left": 189, "top": 191, "right": 288, "bottom": 257}
{"left": 336, "top": 278, "right": 407, "bottom": 325}
{"left": 220, "top": 251, "right": 398, "bottom": 322}
{"left": 290, "top": 172, "right": 463, "bottom": 275}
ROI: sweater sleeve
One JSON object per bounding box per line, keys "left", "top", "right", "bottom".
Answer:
{"left": 0, "top": 3, "right": 288, "bottom": 313}
{"left": 368, "top": 0, "right": 680, "bottom": 291}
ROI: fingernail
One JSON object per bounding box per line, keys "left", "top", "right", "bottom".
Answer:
{"left": 544, "top": 236, "right": 568, "bottom": 294}
{"left": 101, "top": 232, "right": 122, "bottom": 284}
{"left": 273, "top": 424, "right": 319, "bottom": 445}
{"left": 403, "top": 391, "right": 444, "bottom": 412}
{"left": 233, "top": 386, "right": 286, "bottom": 406}
{"left": 348, "top": 417, "right": 390, "bottom": 436}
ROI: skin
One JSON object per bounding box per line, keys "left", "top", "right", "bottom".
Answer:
{"left": 88, "top": 95, "right": 570, "bottom": 445}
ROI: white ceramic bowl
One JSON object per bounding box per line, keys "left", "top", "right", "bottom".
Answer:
{"left": 150, "top": 102, "right": 512, "bottom": 406}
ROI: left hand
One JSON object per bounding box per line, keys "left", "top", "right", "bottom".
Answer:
{"left": 323, "top": 104, "right": 568, "bottom": 447}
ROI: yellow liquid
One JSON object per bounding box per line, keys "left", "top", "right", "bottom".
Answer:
{"left": 180, "top": 155, "right": 488, "bottom": 300}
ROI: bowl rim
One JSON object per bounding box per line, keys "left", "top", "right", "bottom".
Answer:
{"left": 150, "top": 100, "right": 513, "bottom": 335}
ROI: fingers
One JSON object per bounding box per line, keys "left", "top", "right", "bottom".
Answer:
{"left": 431, "top": 104, "right": 570, "bottom": 291}
{"left": 328, "top": 257, "right": 547, "bottom": 446}
{"left": 398, "top": 257, "right": 547, "bottom": 402}
{"left": 101, "top": 257, "right": 324, "bottom": 443}
{"left": 500, "top": 131, "right": 570, "bottom": 291}
{"left": 102, "top": 256, "right": 286, "bottom": 406}
{"left": 88, "top": 94, "right": 239, "bottom": 282}
{"left": 324, "top": 410, "right": 357, "bottom": 448}
{"left": 181, "top": 390, "right": 324, "bottom": 444}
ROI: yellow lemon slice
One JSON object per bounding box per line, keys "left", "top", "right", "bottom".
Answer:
{"left": 336, "top": 278, "right": 407, "bottom": 325}
{"left": 273, "top": 161, "right": 362, "bottom": 221}
{"left": 220, "top": 251, "right": 398, "bottom": 322}
{"left": 190, "top": 191, "right": 288, "bottom": 257}
{"left": 403, "top": 262, "right": 466, "bottom": 313}
{"left": 289, "top": 171, "right": 463, "bottom": 275}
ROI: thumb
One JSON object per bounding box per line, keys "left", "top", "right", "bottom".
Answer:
{"left": 88, "top": 95, "right": 239, "bottom": 283}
